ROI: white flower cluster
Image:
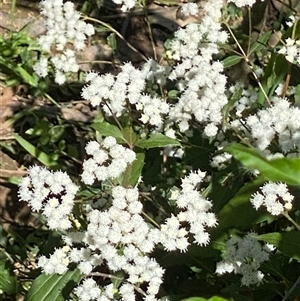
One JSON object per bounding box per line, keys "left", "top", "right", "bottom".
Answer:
{"left": 34, "top": 0, "right": 94, "bottom": 84}
{"left": 111, "top": 0, "right": 137, "bottom": 12}
{"left": 38, "top": 246, "right": 70, "bottom": 275}
{"left": 278, "top": 37, "right": 300, "bottom": 65}
{"left": 180, "top": 3, "right": 199, "bottom": 16}
{"left": 18, "top": 166, "right": 78, "bottom": 230}
{"left": 81, "top": 63, "right": 169, "bottom": 127}
{"left": 167, "top": 0, "right": 228, "bottom": 137}
{"left": 81, "top": 137, "right": 136, "bottom": 185}
{"left": 250, "top": 182, "right": 294, "bottom": 215}
{"left": 74, "top": 279, "right": 115, "bottom": 301}
{"left": 74, "top": 185, "right": 164, "bottom": 300}
{"left": 245, "top": 97, "right": 300, "bottom": 153}
{"left": 228, "top": 0, "right": 262, "bottom": 7}
{"left": 216, "top": 233, "right": 272, "bottom": 286}
{"left": 169, "top": 170, "right": 218, "bottom": 247}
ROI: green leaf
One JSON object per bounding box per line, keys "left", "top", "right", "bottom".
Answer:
{"left": 49, "top": 125, "right": 65, "bottom": 143}
{"left": 0, "top": 260, "right": 18, "bottom": 294}
{"left": 13, "top": 134, "right": 59, "bottom": 168}
{"left": 249, "top": 31, "right": 272, "bottom": 54}
{"left": 136, "top": 133, "right": 181, "bottom": 149}
{"left": 225, "top": 143, "right": 300, "bottom": 185}
{"left": 92, "top": 122, "right": 124, "bottom": 141}
{"left": 24, "top": 269, "right": 82, "bottom": 301}
{"left": 255, "top": 232, "right": 300, "bottom": 261}
{"left": 107, "top": 33, "right": 117, "bottom": 50}
{"left": 127, "top": 152, "right": 145, "bottom": 186}
{"left": 15, "top": 65, "right": 38, "bottom": 87}
{"left": 222, "top": 55, "right": 242, "bottom": 68}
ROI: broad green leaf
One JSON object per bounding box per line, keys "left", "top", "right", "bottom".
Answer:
{"left": 222, "top": 55, "right": 242, "bottom": 68}
{"left": 13, "top": 134, "right": 59, "bottom": 168}
{"left": 24, "top": 269, "right": 82, "bottom": 301}
{"left": 92, "top": 122, "right": 124, "bottom": 141}
{"left": 136, "top": 133, "right": 180, "bottom": 149}
{"left": 255, "top": 232, "right": 300, "bottom": 261}
{"left": 225, "top": 143, "right": 300, "bottom": 185}
{"left": 122, "top": 127, "right": 138, "bottom": 146}
{"left": 127, "top": 152, "right": 145, "bottom": 187}
{"left": 249, "top": 31, "right": 272, "bottom": 54}
{"left": 214, "top": 177, "right": 273, "bottom": 235}
{"left": 0, "top": 260, "right": 18, "bottom": 294}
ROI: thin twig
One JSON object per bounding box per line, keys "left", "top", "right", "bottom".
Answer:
{"left": 82, "top": 16, "right": 147, "bottom": 61}
{"left": 282, "top": 274, "right": 300, "bottom": 301}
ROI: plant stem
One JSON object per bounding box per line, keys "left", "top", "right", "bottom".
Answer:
{"left": 282, "top": 211, "right": 300, "bottom": 231}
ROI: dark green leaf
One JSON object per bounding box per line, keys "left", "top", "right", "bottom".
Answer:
{"left": 225, "top": 143, "right": 300, "bottom": 185}
{"left": 136, "top": 133, "right": 180, "bottom": 149}
{"left": 222, "top": 55, "right": 242, "bottom": 68}
{"left": 249, "top": 31, "right": 272, "bottom": 54}
{"left": 255, "top": 232, "right": 300, "bottom": 261}
{"left": 0, "top": 260, "right": 18, "bottom": 294}
{"left": 24, "top": 269, "right": 82, "bottom": 301}
{"left": 13, "top": 134, "right": 59, "bottom": 168}
{"left": 127, "top": 152, "right": 145, "bottom": 187}
{"left": 92, "top": 122, "right": 124, "bottom": 141}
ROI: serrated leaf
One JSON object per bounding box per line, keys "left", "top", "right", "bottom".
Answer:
{"left": 136, "top": 133, "right": 180, "bottom": 149}
{"left": 13, "top": 134, "right": 59, "bottom": 168}
{"left": 0, "top": 260, "right": 18, "bottom": 294}
{"left": 255, "top": 232, "right": 300, "bottom": 261}
{"left": 222, "top": 55, "right": 242, "bottom": 68}
{"left": 92, "top": 122, "right": 124, "bottom": 141}
{"left": 225, "top": 143, "right": 300, "bottom": 185}
{"left": 24, "top": 269, "right": 82, "bottom": 301}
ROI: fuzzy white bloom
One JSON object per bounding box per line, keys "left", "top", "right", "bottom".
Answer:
{"left": 18, "top": 166, "right": 78, "bottom": 230}
{"left": 82, "top": 185, "right": 165, "bottom": 299}
{"left": 81, "top": 137, "right": 136, "bottom": 185}
{"left": 167, "top": 0, "right": 228, "bottom": 137}
{"left": 278, "top": 37, "right": 300, "bottom": 64}
{"left": 112, "top": 0, "right": 136, "bottom": 11}
{"left": 38, "top": 246, "right": 70, "bottom": 275}
{"left": 245, "top": 97, "right": 300, "bottom": 153}
{"left": 34, "top": 0, "right": 94, "bottom": 84}
{"left": 74, "top": 278, "right": 112, "bottom": 301}
{"left": 250, "top": 182, "right": 294, "bottom": 215}
{"left": 180, "top": 3, "right": 199, "bottom": 16}
{"left": 216, "top": 233, "right": 272, "bottom": 286}
{"left": 166, "top": 170, "right": 217, "bottom": 248}
{"left": 228, "top": 0, "right": 261, "bottom": 7}
{"left": 81, "top": 62, "right": 169, "bottom": 127}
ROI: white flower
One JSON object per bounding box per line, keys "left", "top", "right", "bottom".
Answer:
{"left": 18, "top": 166, "right": 78, "bottom": 230}
{"left": 216, "top": 233, "right": 271, "bottom": 286}
{"left": 250, "top": 182, "right": 294, "bottom": 215}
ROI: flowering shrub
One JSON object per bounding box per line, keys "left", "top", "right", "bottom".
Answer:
{"left": 1, "top": 0, "right": 300, "bottom": 301}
